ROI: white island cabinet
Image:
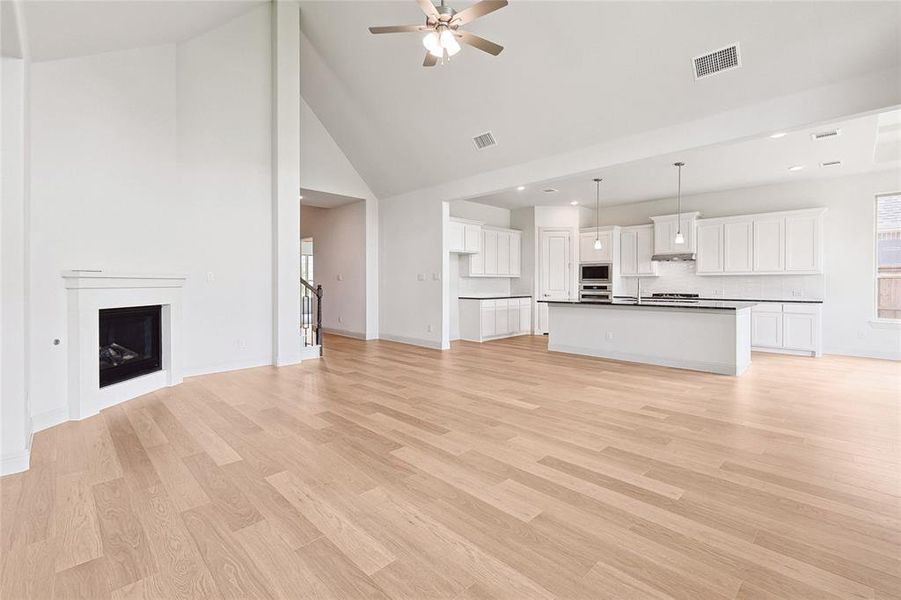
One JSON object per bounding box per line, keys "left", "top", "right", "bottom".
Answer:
{"left": 544, "top": 300, "right": 753, "bottom": 375}
{"left": 751, "top": 302, "right": 822, "bottom": 356}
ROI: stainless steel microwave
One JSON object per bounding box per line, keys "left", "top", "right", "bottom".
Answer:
{"left": 580, "top": 263, "right": 611, "bottom": 283}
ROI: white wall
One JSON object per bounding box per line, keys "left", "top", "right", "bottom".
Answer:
{"left": 300, "top": 202, "right": 367, "bottom": 337}
{"left": 379, "top": 195, "right": 444, "bottom": 348}
{"left": 1, "top": 50, "right": 31, "bottom": 473}
{"left": 590, "top": 170, "right": 901, "bottom": 359}
{"left": 27, "top": 6, "right": 278, "bottom": 426}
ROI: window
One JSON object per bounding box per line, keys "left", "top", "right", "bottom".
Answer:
{"left": 876, "top": 194, "right": 901, "bottom": 320}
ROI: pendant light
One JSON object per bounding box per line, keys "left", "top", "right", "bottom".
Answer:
{"left": 593, "top": 177, "right": 603, "bottom": 250}
{"left": 673, "top": 162, "right": 685, "bottom": 245}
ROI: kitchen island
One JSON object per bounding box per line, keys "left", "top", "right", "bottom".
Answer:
{"left": 541, "top": 299, "right": 755, "bottom": 375}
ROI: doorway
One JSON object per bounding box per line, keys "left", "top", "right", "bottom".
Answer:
{"left": 537, "top": 228, "right": 573, "bottom": 333}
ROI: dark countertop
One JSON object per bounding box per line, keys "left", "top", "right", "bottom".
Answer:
{"left": 459, "top": 295, "right": 531, "bottom": 300}
{"left": 614, "top": 295, "right": 823, "bottom": 304}
{"left": 539, "top": 298, "right": 756, "bottom": 311}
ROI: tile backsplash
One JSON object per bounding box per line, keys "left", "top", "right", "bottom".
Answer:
{"left": 619, "top": 261, "right": 824, "bottom": 300}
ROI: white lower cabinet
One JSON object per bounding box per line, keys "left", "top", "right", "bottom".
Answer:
{"left": 460, "top": 297, "right": 531, "bottom": 342}
{"left": 751, "top": 303, "right": 821, "bottom": 356}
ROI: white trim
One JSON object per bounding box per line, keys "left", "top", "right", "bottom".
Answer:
{"left": 182, "top": 357, "right": 272, "bottom": 378}
{"left": 824, "top": 348, "right": 901, "bottom": 361}
{"left": 378, "top": 333, "right": 443, "bottom": 350}
{"left": 299, "top": 346, "right": 322, "bottom": 360}
{"left": 752, "top": 346, "right": 816, "bottom": 357}
{"left": 31, "top": 406, "right": 70, "bottom": 433}
{"left": 321, "top": 327, "right": 367, "bottom": 340}
{"left": 869, "top": 319, "right": 901, "bottom": 329}
{"left": 548, "top": 343, "right": 746, "bottom": 376}
{"left": 0, "top": 448, "right": 31, "bottom": 476}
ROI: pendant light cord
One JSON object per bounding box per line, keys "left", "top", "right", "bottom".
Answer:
{"left": 674, "top": 162, "right": 684, "bottom": 234}
{"left": 594, "top": 178, "right": 602, "bottom": 240}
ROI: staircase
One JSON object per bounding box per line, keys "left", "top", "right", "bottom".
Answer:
{"left": 301, "top": 277, "right": 322, "bottom": 357}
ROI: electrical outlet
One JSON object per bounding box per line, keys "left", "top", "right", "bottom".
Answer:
{"left": 605, "top": 331, "right": 614, "bottom": 341}
{"left": 417, "top": 273, "right": 425, "bottom": 281}
{"left": 432, "top": 272, "right": 440, "bottom": 281}
{"left": 792, "top": 289, "right": 803, "bottom": 297}
{"left": 427, "top": 324, "right": 433, "bottom": 333}
{"left": 236, "top": 339, "right": 246, "bottom": 349}
{"left": 206, "top": 271, "right": 215, "bottom": 282}
{"left": 337, "top": 274, "right": 344, "bottom": 281}
{"left": 338, "top": 316, "right": 343, "bottom": 324}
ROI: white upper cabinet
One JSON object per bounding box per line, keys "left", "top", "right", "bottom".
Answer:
{"left": 723, "top": 220, "right": 753, "bottom": 273}
{"left": 753, "top": 216, "right": 785, "bottom": 272}
{"left": 695, "top": 208, "right": 824, "bottom": 275}
{"left": 695, "top": 222, "right": 723, "bottom": 273}
{"left": 651, "top": 212, "right": 699, "bottom": 255}
{"left": 463, "top": 227, "right": 522, "bottom": 278}
{"left": 448, "top": 218, "right": 482, "bottom": 254}
{"left": 579, "top": 229, "right": 613, "bottom": 263}
{"left": 785, "top": 213, "right": 821, "bottom": 272}
{"left": 620, "top": 225, "right": 657, "bottom": 277}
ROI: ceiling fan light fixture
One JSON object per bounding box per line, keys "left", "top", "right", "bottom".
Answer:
{"left": 440, "top": 29, "right": 461, "bottom": 56}
{"left": 422, "top": 31, "right": 442, "bottom": 57}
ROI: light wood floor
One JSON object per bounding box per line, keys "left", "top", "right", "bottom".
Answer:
{"left": 2, "top": 335, "right": 899, "bottom": 600}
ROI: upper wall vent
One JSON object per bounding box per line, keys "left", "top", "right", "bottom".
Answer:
{"left": 693, "top": 43, "right": 741, "bottom": 79}
{"left": 473, "top": 131, "right": 497, "bottom": 150}
{"left": 811, "top": 129, "right": 842, "bottom": 141}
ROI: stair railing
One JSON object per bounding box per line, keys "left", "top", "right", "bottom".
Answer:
{"left": 300, "top": 277, "right": 323, "bottom": 351}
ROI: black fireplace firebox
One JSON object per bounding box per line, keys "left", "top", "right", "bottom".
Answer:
{"left": 99, "top": 305, "right": 162, "bottom": 388}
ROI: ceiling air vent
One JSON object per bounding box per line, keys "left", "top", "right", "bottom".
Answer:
{"left": 473, "top": 131, "right": 497, "bottom": 150}
{"left": 820, "top": 160, "right": 842, "bottom": 168}
{"left": 811, "top": 129, "right": 841, "bottom": 141}
{"left": 693, "top": 43, "right": 741, "bottom": 79}
{"left": 542, "top": 188, "right": 559, "bottom": 194}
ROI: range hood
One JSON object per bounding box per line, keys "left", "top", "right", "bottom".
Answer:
{"left": 651, "top": 253, "right": 696, "bottom": 262}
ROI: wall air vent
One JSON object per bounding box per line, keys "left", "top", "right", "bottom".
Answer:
{"left": 693, "top": 43, "right": 741, "bottom": 79}
{"left": 820, "top": 160, "right": 842, "bottom": 168}
{"left": 811, "top": 129, "right": 841, "bottom": 141}
{"left": 472, "top": 131, "right": 497, "bottom": 150}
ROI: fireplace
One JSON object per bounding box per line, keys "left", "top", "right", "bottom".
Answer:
{"left": 99, "top": 305, "right": 162, "bottom": 387}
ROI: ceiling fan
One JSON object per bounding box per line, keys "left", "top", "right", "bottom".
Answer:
{"left": 369, "top": 0, "right": 508, "bottom": 67}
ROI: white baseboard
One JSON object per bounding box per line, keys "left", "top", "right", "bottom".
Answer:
{"left": 0, "top": 448, "right": 31, "bottom": 476}
{"left": 823, "top": 348, "right": 901, "bottom": 361}
{"left": 32, "top": 406, "right": 70, "bottom": 433}
{"left": 321, "top": 327, "right": 366, "bottom": 340}
{"left": 299, "top": 345, "right": 321, "bottom": 360}
{"left": 378, "top": 333, "right": 443, "bottom": 350}
{"left": 183, "top": 357, "right": 272, "bottom": 378}
{"left": 548, "top": 343, "right": 742, "bottom": 376}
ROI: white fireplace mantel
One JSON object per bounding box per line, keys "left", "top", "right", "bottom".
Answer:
{"left": 62, "top": 271, "right": 186, "bottom": 421}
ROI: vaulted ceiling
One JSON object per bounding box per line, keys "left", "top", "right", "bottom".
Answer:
{"left": 23, "top": 0, "right": 265, "bottom": 62}
{"left": 299, "top": 1, "right": 900, "bottom": 199}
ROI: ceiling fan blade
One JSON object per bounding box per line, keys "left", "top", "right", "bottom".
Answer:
{"left": 423, "top": 52, "right": 438, "bottom": 67}
{"left": 369, "top": 24, "right": 427, "bottom": 34}
{"left": 452, "top": 0, "right": 508, "bottom": 25}
{"left": 417, "top": 0, "right": 439, "bottom": 18}
{"left": 454, "top": 30, "right": 504, "bottom": 55}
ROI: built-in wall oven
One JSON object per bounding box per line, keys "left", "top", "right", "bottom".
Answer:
{"left": 579, "top": 263, "right": 612, "bottom": 302}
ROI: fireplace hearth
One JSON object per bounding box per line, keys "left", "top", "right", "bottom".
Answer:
{"left": 99, "top": 305, "right": 162, "bottom": 387}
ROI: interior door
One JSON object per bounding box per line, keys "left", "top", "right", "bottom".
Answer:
{"left": 538, "top": 229, "right": 572, "bottom": 333}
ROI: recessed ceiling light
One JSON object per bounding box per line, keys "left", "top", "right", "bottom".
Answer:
{"left": 569, "top": 201, "right": 579, "bottom": 206}
{"left": 769, "top": 132, "right": 787, "bottom": 139}
{"left": 516, "top": 185, "right": 525, "bottom": 191}
{"left": 788, "top": 165, "right": 805, "bottom": 172}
